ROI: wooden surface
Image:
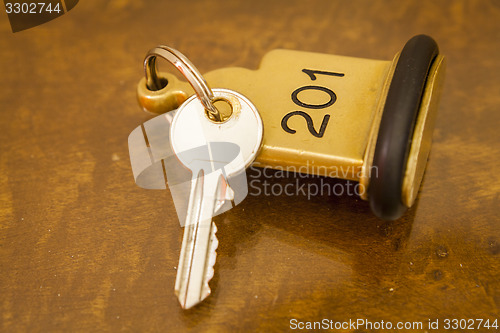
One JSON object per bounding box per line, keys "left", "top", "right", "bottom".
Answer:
{"left": 1, "top": 1, "right": 499, "bottom": 332}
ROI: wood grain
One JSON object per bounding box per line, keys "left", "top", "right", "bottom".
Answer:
{"left": 0, "top": 0, "right": 499, "bottom": 332}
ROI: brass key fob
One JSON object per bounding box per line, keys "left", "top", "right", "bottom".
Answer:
{"left": 137, "top": 35, "right": 446, "bottom": 220}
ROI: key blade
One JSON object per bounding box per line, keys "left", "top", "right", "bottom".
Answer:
{"left": 175, "top": 171, "right": 222, "bottom": 309}
{"left": 175, "top": 222, "right": 218, "bottom": 309}
{"left": 200, "top": 222, "right": 218, "bottom": 301}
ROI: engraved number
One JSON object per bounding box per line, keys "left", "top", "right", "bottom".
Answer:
{"left": 281, "top": 111, "right": 330, "bottom": 138}
{"left": 291, "top": 85, "right": 337, "bottom": 109}
{"left": 281, "top": 69, "right": 344, "bottom": 138}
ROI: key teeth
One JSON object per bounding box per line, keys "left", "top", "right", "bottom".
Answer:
{"left": 176, "top": 222, "right": 219, "bottom": 310}
{"left": 200, "top": 223, "right": 218, "bottom": 303}
{"left": 178, "top": 225, "right": 217, "bottom": 310}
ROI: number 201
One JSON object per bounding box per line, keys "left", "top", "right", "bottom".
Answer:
{"left": 281, "top": 69, "right": 344, "bottom": 138}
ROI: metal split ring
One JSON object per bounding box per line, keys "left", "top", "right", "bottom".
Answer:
{"left": 144, "top": 46, "right": 221, "bottom": 121}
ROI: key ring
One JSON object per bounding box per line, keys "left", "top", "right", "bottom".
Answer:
{"left": 144, "top": 46, "right": 221, "bottom": 121}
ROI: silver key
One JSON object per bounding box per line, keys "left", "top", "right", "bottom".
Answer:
{"left": 170, "top": 88, "right": 263, "bottom": 309}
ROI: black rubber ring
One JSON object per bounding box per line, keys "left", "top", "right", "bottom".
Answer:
{"left": 368, "top": 35, "right": 439, "bottom": 220}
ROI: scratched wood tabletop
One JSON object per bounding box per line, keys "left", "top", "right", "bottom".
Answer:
{"left": 1, "top": 1, "right": 499, "bottom": 332}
